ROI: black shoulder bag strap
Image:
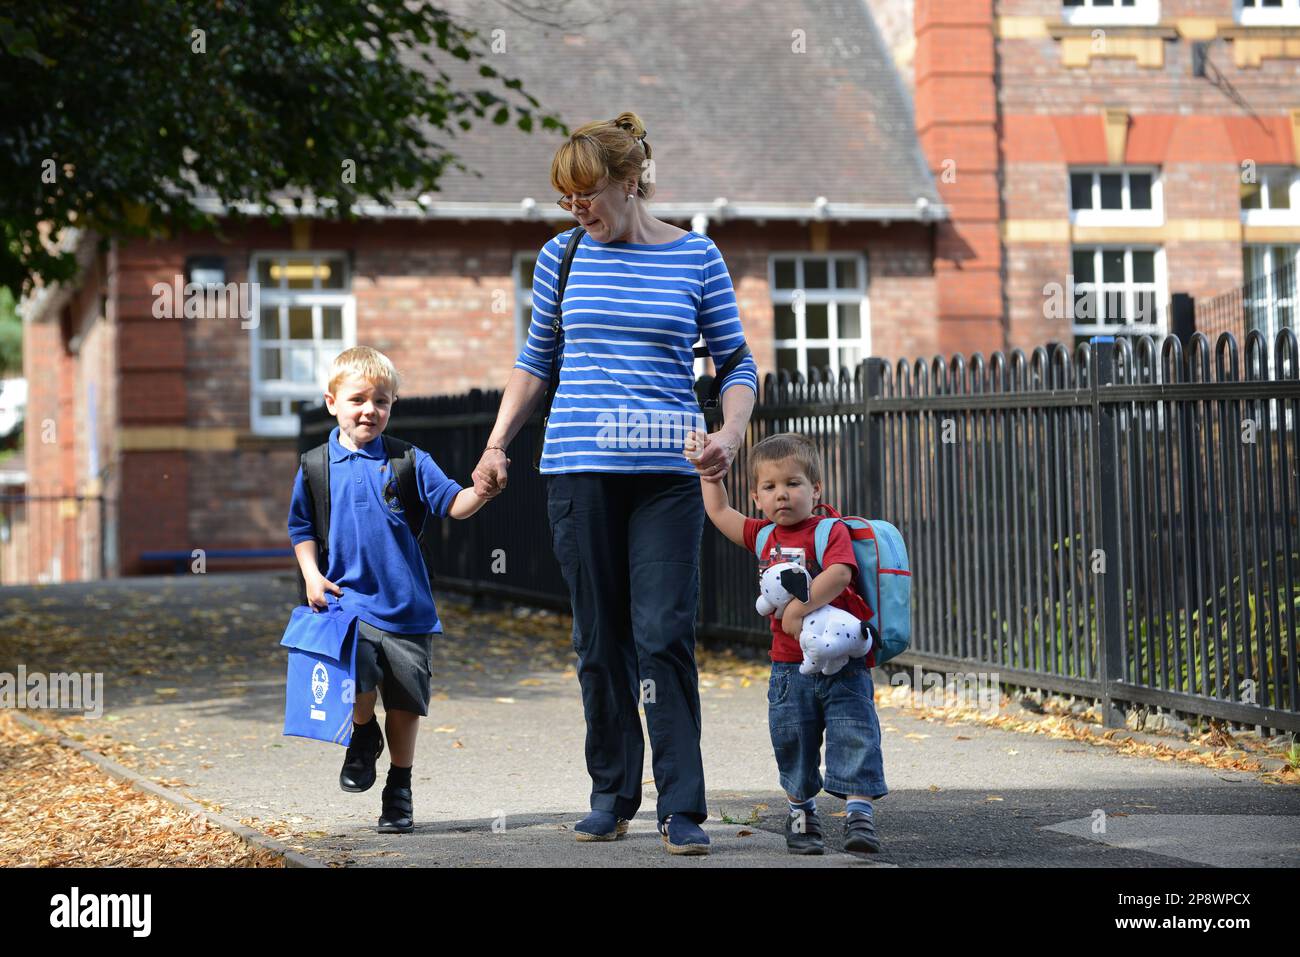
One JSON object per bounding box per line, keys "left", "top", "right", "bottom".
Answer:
{"left": 533, "top": 226, "right": 587, "bottom": 471}
{"left": 696, "top": 342, "right": 752, "bottom": 410}
{"left": 693, "top": 342, "right": 752, "bottom": 430}
{"left": 297, "top": 442, "right": 331, "bottom": 605}
{"left": 381, "top": 434, "right": 429, "bottom": 542}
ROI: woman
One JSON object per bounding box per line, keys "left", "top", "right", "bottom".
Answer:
{"left": 472, "top": 112, "right": 757, "bottom": 855}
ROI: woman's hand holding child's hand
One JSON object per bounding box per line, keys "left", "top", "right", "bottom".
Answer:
{"left": 684, "top": 429, "right": 707, "bottom": 463}
{"left": 686, "top": 428, "right": 740, "bottom": 484}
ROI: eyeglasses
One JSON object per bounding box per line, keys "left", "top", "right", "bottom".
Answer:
{"left": 556, "top": 178, "right": 613, "bottom": 212}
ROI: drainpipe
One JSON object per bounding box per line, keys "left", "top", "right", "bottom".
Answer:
{"left": 691, "top": 211, "right": 712, "bottom": 380}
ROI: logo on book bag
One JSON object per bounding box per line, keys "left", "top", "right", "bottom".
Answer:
{"left": 311, "top": 662, "right": 329, "bottom": 704}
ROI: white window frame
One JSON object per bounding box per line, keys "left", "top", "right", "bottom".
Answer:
{"left": 1069, "top": 167, "right": 1164, "bottom": 228}
{"left": 1069, "top": 245, "right": 1167, "bottom": 338}
{"left": 1236, "top": 0, "right": 1300, "bottom": 26}
{"left": 1240, "top": 167, "right": 1300, "bottom": 227}
{"left": 1243, "top": 244, "right": 1299, "bottom": 345}
{"left": 513, "top": 251, "right": 538, "bottom": 358}
{"left": 248, "top": 252, "right": 355, "bottom": 437}
{"left": 768, "top": 252, "right": 871, "bottom": 381}
{"left": 1061, "top": 0, "right": 1161, "bottom": 26}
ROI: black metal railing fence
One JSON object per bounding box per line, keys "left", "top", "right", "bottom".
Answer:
{"left": 300, "top": 330, "right": 1300, "bottom": 732}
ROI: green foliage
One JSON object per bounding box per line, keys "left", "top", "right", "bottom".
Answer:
{"left": 1, "top": 3, "right": 566, "bottom": 296}
{"left": 0, "top": 287, "right": 19, "bottom": 375}
{"left": 968, "top": 555, "right": 1298, "bottom": 711}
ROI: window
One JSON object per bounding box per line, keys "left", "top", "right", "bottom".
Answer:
{"left": 1243, "top": 245, "right": 1299, "bottom": 344}
{"left": 249, "top": 253, "right": 353, "bottom": 436}
{"left": 1070, "top": 246, "right": 1165, "bottom": 337}
{"left": 1236, "top": 0, "right": 1300, "bottom": 26}
{"left": 514, "top": 252, "right": 537, "bottom": 358}
{"left": 769, "top": 253, "right": 869, "bottom": 381}
{"left": 1069, "top": 168, "right": 1163, "bottom": 227}
{"left": 1240, "top": 167, "right": 1300, "bottom": 225}
{"left": 1061, "top": 0, "right": 1160, "bottom": 25}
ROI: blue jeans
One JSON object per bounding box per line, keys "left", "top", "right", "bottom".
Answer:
{"left": 767, "top": 658, "right": 888, "bottom": 801}
{"left": 546, "top": 472, "right": 707, "bottom": 824}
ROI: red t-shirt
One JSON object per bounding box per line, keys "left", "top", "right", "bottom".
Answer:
{"left": 743, "top": 515, "right": 876, "bottom": 665}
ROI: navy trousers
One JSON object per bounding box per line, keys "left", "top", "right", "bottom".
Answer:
{"left": 546, "top": 472, "right": 707, "bottom": 824}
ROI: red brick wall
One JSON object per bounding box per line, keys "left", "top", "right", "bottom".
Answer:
{"left": 115, "top": 234, "right": 190, "bottom": 574}
{"left": 20, "top": 252, "right": 111, "bottom": 582}
{"left": 915, "top": 0, "right": 1005, "bottom": 354}
{"left": 999, "top": 0, "right": 1300, "bottom": 114}
{"left": 996, "top": 0, "right": 1300, "bottom": 350}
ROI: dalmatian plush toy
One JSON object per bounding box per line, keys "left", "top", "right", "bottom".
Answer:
{"left": 756, "top": 562, "right": 873, "bottom": 676}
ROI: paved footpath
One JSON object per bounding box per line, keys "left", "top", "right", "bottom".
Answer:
{"left": 4, "top": 574, "right": 1297, "bottom": 867}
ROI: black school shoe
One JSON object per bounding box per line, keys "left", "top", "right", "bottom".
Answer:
{"left": 785, "top": 808, "right": 825, "bottom": 855}
{"left": 339, "top": 717, "right": 384, "bottom": 793}
{"left": 844, "top": 809, "right": 881, "bottom": 853}
{"left": 377, "top": 784, "right": 414, "bottom": 834}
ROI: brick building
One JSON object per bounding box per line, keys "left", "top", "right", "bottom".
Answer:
{"left": 20, "top": 0, "right": 1299, "bottom": 584}
{"left": 912, "top": 0, "right": 1300, "bottom": 352}
{"left": 18, "top": 0, "right": 947, "bottom": 582}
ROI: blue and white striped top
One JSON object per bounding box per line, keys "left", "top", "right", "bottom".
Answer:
{"left": 515, "top": 227, "right": 759, "bottom": 475}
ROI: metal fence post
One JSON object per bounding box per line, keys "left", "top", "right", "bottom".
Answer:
{"left": 864, "top": 358, "right": 886, "bottom": 519}
{"left": 1090, "top": 337, "right": 1128, "bottom": 728}
{"left": 1171, "top": 292, "right": 1195, "bottom": 346}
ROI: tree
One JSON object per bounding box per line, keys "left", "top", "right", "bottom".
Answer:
{"left": 0, "top": 1, "right": 566, "bottom": 297}
{"left": 0, "top": 288, "right": 19, "bottom": 375}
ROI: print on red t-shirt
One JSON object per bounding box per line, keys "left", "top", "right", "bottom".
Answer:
{"left": 742, "top": 515, "right": 875, "bottom": 665}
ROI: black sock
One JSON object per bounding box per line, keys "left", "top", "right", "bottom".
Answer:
{"left": 386, "top": 764, "right": 412, "bottom": 789}
{"left": 352, "top": 715, "right": 378, "bottom": 738}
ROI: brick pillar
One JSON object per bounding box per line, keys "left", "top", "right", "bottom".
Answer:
{"left": 914, "top": 0, "right": 1003, "bottom": 356}
{"left": 117, "top": 251, "right": 190, "bottom": 575}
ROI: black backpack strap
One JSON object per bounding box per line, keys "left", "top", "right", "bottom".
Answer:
{"left": 382, "top": 434, "right": 428, "bottom": 542}
{"left": 300, "top": 443, "right": 331, "bottom": 567}
{"left": 534, "top": 226, "right": 587, "bottom": 471}
{"left": 696, "top": 343, "right": 752, "bottom": 409}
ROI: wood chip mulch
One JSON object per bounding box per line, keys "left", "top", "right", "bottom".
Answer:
{"left": 0, "top": 711, "right": 284, "bottom": 867}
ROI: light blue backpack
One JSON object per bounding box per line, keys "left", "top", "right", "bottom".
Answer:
{"left": 754, "top": 504, "right": 912, "bottom": 663}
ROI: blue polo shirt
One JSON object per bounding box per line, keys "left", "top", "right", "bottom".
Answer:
{"left": 287, "top": 427, "right": 463, "bottom": 634}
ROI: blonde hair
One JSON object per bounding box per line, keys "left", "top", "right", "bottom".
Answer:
{"left": 327, "top": 346, "right": 399, "bottom": 396}
{"left": 551, "top": 110, "right": 656, "bottom": 202}
{"left": 748, "top": 432, "right": 823, "bottom": 487}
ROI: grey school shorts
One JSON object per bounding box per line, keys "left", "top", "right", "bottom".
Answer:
{"left": 353, "top": 619, "right": 435, "bottom": 716}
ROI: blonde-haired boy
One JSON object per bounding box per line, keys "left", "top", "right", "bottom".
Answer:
{"left": 288, "top": 346, "right": 495, "bottom": 832}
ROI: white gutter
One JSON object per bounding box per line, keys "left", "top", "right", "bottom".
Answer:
{"left": 191, "top": 194, "right": 948, "bottom": 224}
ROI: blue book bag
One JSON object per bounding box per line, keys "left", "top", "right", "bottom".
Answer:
{"left": 754, "top": 504, "right": 912, "bottom": 664}
{"left": 279, "top": 600, "right": 358, "bottom": 746}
